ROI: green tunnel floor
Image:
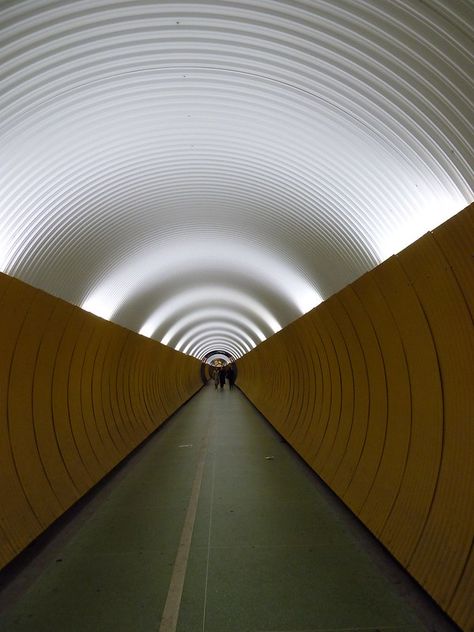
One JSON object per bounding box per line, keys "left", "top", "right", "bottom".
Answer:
{"left": 0, "top": 384, "right": 460, "bottom": 632}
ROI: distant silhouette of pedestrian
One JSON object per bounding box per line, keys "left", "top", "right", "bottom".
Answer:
{"left": 219, "top": 367, "right": 226, "bottom": 389}
{"left": 226, "top": 365, "right": 235, "bottom": 390}
{"left": 213, "top": 368, "right": 219, "bottom": 389}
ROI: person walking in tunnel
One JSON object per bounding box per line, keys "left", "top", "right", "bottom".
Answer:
{"left": 219, "top": 366, "right": 226, "bottom": 389}
{"left": 226, "top": 364, "right": 235, "bottom": 389}
{"left": 213, "top": 367, "right": 220, "bottom": 389}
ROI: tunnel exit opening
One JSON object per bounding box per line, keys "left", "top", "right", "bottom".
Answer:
{"left": 200, "top": 349, "right": 238, "bottom": 385}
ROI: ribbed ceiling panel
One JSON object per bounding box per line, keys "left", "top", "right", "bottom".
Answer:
{"left": 1, "top": 1, "right": 472, "bottom": 359}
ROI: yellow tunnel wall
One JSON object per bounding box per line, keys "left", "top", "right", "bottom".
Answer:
{"left": 237, "top": 204, "right": 474, "bottom": 631}
{"left": 0, "top": 273, "right": 202, "bottom": 570}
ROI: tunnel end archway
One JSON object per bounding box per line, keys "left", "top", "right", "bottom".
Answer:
{"left": 200, "top": 349, "right": 238, "bottom": 384}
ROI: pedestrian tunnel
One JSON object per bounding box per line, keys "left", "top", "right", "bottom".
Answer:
{"left": 0, "top": 5, "right": 473, "bottom": 627}
{"left": 0, "top": 204, "right": 472, "bottom": 631}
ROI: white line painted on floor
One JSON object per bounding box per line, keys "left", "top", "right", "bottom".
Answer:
{"left": 201, "top": 452, "right": 217, "bottom": 632}
{"left": 159, "top": 420, "right": 213, "bottom": 632}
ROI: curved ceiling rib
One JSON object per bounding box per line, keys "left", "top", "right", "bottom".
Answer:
{"left": 0, "top": 1, "right": 472, "bottom": 359}
{"left": 177, "top": 323, "right": 256, "bottom": 353}
{"left": 164, "top": 309, "right": 265, "bottom": 348}
{"left": 189, "top": 333, "right": 249, "bottom": 358}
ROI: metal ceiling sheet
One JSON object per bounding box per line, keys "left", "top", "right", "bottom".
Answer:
{"left": 1, "top": 1, "right": 472, "bottom": 358}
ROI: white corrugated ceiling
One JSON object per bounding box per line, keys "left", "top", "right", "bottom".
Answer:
{"left": 1, "top": 1, "right": 472, "bottom": 359}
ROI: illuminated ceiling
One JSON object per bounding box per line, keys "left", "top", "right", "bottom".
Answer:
{"left": 1, "top": 1, "right": 472, "bottom": 359}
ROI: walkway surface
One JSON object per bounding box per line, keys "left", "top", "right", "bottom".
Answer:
{"left": 0, "top": 384, "right": 459, "bottom": 632}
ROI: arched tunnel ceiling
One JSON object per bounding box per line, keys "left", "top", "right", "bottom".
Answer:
{"left": 1, "top": 1, "right": 472, "bottom": 360}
